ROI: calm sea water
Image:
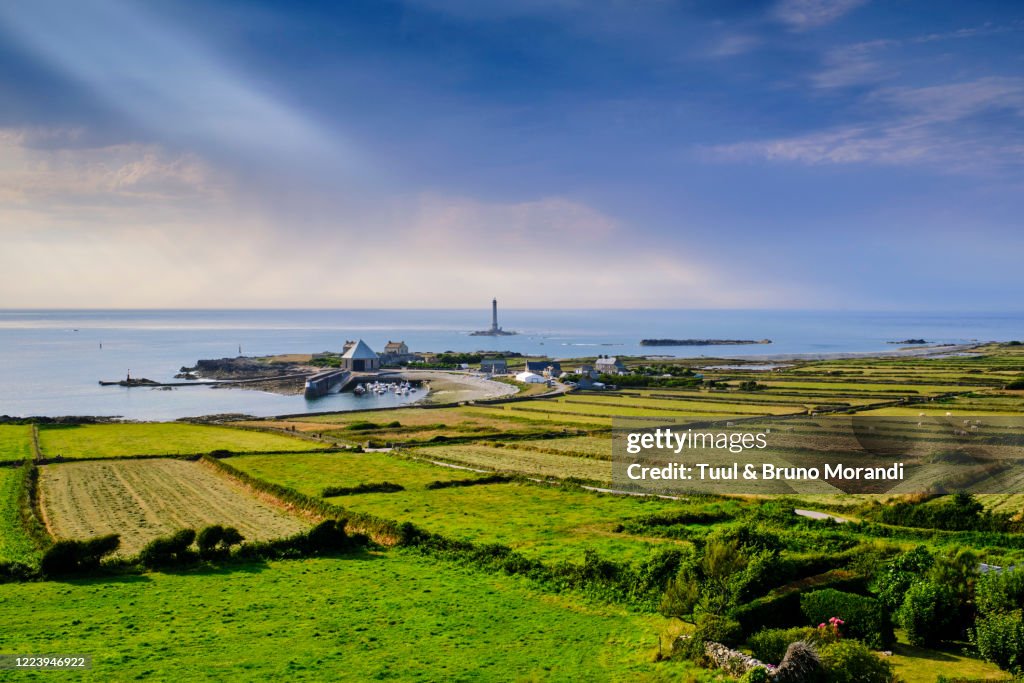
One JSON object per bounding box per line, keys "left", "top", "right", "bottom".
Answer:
{"left": 1, "top": 309, "right": 1020, "bottom": 420}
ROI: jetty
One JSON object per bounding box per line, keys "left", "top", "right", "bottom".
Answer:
{"left": 303, "top": 369, "right": 351, "bottom": 398}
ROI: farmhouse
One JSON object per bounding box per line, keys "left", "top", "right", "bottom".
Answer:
{"left": 526, "top": 360, "right": 562, "bottom": 377}
{"left": 576, "top": 364, "right": 598, "bottom": 379}
{"left": 340, "top": 339, "right": 380, "bottom": 372}
{"left": 595, "top": 356, "right": 626, "bottom": 375}
{"left": 480, "top": 359, "right": 507, "bottom": 374}
{"left": 380, "top": 340, "right": 412, "bottom": 365}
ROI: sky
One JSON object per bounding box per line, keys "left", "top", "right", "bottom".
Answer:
{"left": 0, "top": 0, "right": 1022, "bottom": 309}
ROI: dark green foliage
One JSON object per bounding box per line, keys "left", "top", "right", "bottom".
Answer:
{"left": 747, "top": 627, "right": 817, "bottom": 664}
{"left": 676, "top": 614, "right": 744, "bottom": 660}
{"left": 874, "top": 545, "right": 933, "bottom": 611}
{"left": 595, "top": 373, "right": 700, "bottom": 388}
{"left": 320, "top": 481, "right": 405, "bottom": 497}
{"left": 1004, "top": 378, "right": 1024, "bottom": 389}
{"left": 896, "top": 579, "right": 959, "bottom": 646}
{"left": 818, "top": 641, "right": 895, "bottom": 683}
{"left": 40, "top": 534, "right": 120, "bottom": 576}
{"left": 801, "top": 589, "right": 893, "bottom": 649}
{"left": 0, "top": 561, "right": 36, "bottom": 581}
{"left": 739, "top": 667, "right": 770, "bottom": 683}
{"left": 971, "top": 610, "right": 1024, "bottom": 674}
{"left": 139, "top": 529, "right": 197, "bottom": 568}
{"left": 196, "top": 525, "right": 245, "bottom": 560}
{"left": 878, "top": 493, "right": 1014, "bottom": 532}
{"left": 975, "top": 568, "right": 1024, "bottom": 616}
{"left": 737, "top": 380, "right": 766, "bottom": 391}
{"left": 424, "top": 475, "right": 510, "bottom": 490}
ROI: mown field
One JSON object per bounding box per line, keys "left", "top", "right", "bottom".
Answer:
{"left": 39, "top": 459, "right": 308, "bottom": 555}
{"left": 0, "top": 553, "right": 704, "bottom": 681}
{"left": 36, "top": 423, "right": 325, "bottom": 458}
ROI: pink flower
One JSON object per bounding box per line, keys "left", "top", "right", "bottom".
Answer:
{"left": 819, "top": 623, "right": 826, "bottom": 629}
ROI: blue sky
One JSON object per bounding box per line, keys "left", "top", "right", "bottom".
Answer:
{"left": 1, "top": 0, "right": 1022, "bottom": 308}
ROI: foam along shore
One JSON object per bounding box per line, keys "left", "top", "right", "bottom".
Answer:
{"left": 723, "top": 342, "right": 985, "bottom": 363}
{"left": 397, "top": 370, "right": 519, "bottom": 404}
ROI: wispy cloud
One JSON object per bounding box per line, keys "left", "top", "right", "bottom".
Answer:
{"left": 707, "top": 77, "right": 1024, "bottom": 173}
{"left": 774, "top": 0, "right": 868, "bottom": 30}
{"left": 810, "top": 23, "right": 1024, "bottom": 89}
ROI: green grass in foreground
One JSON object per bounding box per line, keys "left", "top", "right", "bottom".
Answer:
{"left": 0, "top": 466, "right": 39, "bottom": 565}
{"left": 0, "top": 424, "right": 33, "bottom": 461}
{"left": 0, "top": 553, "right": 706, "bottom": 682}
{"left": 36, "top": 423, "right": 325, "bottom": 458}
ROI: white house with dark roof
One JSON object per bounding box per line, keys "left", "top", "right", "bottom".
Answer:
{"left": 595, "top": 356, "right": 626, "bottom": 375}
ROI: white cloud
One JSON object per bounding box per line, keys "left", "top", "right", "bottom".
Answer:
{"left": 706, "top": 77, "right": 1024, "bottom": 173}
{"left": 774, "top": 0, "right": 868, "bottom": 30}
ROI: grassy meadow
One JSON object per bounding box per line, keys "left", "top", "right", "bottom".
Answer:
{"left": 36, "top": 423, "right": 325, "bottom": 459}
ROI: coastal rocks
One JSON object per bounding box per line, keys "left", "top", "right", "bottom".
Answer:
{"left": 182, "top": 357, "right": 299, "bottom": 379}
{"left": 888, "top": 339, "right": 929, "bottom": 345}
{"left": 174, "top": 371, "right": 199, "bottom": 380}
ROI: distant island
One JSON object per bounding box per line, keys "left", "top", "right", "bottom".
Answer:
{"left": 640, "top": 338, "right": 772, "bottom": 346}
{"left": 888, "top": 339, "right": 929, "bottom": 345}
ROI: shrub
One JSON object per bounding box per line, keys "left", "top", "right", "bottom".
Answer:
{"left": 819, "top": 640, "right": 896, "bottom": 683}
{"left": 39, "top": 534, "right": 120, "bottom": 576}
{"left": 694, "top": 614, "right": 743, "bottom": 647}
{"left": 739, "top": 667, "right": 770, "bottom": 683}
{"left": 139, "top": 529, "right": 197, "bottom": 568}
{"left": 976, "top": 567, "right": 1024, "bottom": 616}
{"left": 320, "top": 481, "right": 404, "bottom": 497}
{"left": 1005, "top": 378, "right": 1024, "bottom": 390}
{"left": 801, "top": 589, "right": 893, "bottom": 649}
{"left": 874, "top": 545, "right": 933, "bottom": 611}
{"left": 197, "top": 525, "right": 245, "bottom": 560}
{"left": 747, "top": 627, "right": 816, "bottom": 664}
{"left": 896, "top": 579, "right": 958, "bottom": 646}
{"left": 971, "top": 610, "right": 1024, "bottom": 674}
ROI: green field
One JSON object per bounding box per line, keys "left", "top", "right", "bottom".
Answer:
{"left": 229, "top": 451, "right": 483, "bottom": 495}
{"left": 37, "top": 423, "right": 326, "bottom": 459}
{"left": 0, "top": 553, "right": 704, "bottom": 681}
{"left": 0, "top": 466, "right": 40, "bottom": 565}
{"left": 231, "top": 451, "right": 685, "bottom": 563}
{"left": 0, "top": 424, "right": 34, "bottom": 461}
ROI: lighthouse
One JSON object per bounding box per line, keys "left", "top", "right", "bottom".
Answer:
{"left": 491, "top": 298, "right": 499, "bottom": 333}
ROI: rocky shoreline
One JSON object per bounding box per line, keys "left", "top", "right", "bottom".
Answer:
{"left": 640, "top": 338, "right": 772, "bottom": 346}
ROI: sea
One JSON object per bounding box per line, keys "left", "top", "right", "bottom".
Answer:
{"left": 1, "top": 309, "right": 1021, "bottom": 421}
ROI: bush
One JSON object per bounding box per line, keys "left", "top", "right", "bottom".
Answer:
{"left": 739, "top": 667, "right": 770, "bottom": 683}
{"left": 747, "top": 627, "right": 816, "bottom": 664}
{"left": 39, "top": 534, "right": 120, "bottom": 576}
{"left": 320, "top": 481, "right": 404, "bottom": 497}
{"left": 896, "top": 579, "right": 958, "bottom": 646}
{"left": 971, "top": 610, "right": 1024, "bottom": 674}
{"left": 1005, "top": 378, "right": 1024, "bottom": 390}
{"left": 197, "top": 525, "right": 244, "bottom": 560}
{"left": 819, "top": 641, "right": 895, "bottom": 683}
{"left": 695, "top": 614, "right": 743, "bottom": 647}
{"left": 801, "top": 589, "right": 893, "bottom": 649}
{"left": 874, "top": 545, "right": 933, "bottom": 611}
{"left": 139, "top": 529, "right": 197, "bottom": 568}
{"left": 976, "top": 567, "right": 1024, "bottom": 616}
